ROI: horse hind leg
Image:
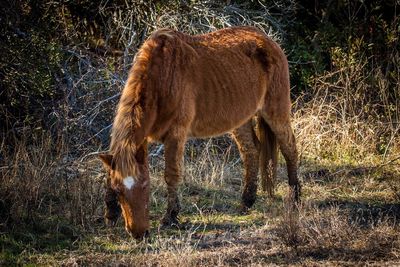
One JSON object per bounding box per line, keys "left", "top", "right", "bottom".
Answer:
{"left": 261, "top": 114, "right": 300, "bottom": 202}
{"left": 232, "top": 120, "right": 260, "bottom": 211}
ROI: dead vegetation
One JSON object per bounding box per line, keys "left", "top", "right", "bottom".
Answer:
{"left": 1, "top": 0, "right": 399, "bottom": 266}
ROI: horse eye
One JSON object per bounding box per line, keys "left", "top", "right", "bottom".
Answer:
{"left": 142, "top": 180, "right": 149, "bottom": 189}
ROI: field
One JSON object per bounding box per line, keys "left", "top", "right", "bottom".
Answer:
{"left": 2, "top": 105, "right": 399, "bottom": 266}
{"left": 1, "top": 1, "right": 399, "bottom": 266}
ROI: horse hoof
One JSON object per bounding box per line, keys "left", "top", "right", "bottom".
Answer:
{"left": 105, "top": 217, "right": 118, "bottom": 227}
{"left": 241, "top": 197, "right": 256, "bottom": 210}
{"left": 239, "top": 204, "right": 250, "bottom": 214}
{"left": 160, "top": 217, "right": 180, "bottom": 229}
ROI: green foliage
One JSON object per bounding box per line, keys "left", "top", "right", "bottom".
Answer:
{"left": 1, "top": 0, "right": 398, "bottom": 133}
{"left": 0, "top": 1, "right": 65, "bottom": 131}
{"left": 285, "top": 0, "right": 399, "bottom": 96}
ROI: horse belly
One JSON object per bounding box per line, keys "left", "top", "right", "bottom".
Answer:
{"left": 189, "top": 114, "right": 254, "bottom": 138}
{"left": 189, "top": 91, "right": 264, "bottom": 138}
{"left": 188, "top": 50, "right": 267, "bottom": 138}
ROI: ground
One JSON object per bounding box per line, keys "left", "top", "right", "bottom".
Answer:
{"left": 2, "top": 142, "right": 399, "bottom": 266}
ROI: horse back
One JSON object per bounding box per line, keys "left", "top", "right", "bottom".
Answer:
{"left": 144, "top": 27, "right": 289, "bottom": 139}
{"left": 184, "top": 27, "right": 281, "bottom": 137}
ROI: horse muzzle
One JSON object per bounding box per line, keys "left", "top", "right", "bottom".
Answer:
{"left": 126, "top": 226, "right": 150, "bottom": 240}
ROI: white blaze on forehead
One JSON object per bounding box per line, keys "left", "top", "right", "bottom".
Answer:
{"left": 123, "top": 176, "right": 136, "bottom": 190}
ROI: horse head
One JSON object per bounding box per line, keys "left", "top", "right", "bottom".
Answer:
{"left": 99, "top": 145, "right": 150, "bottom": 239}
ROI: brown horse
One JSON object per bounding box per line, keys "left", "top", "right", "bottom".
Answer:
{"left": 99, "top": 26, "right": 300, "bottom": 239}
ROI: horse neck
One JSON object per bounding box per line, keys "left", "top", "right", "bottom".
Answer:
{"left": 111, "top": 33, "right": 178, "bottom": 162}
{"left": 109, "top": 82, "right": 150, "bottom": 178}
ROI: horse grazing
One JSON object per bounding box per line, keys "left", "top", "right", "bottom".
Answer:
{"left": 99, "top": 26, "right": 300, "bottom": 239}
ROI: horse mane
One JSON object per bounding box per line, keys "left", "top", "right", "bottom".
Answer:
{"left": 109, "top": 29, "right": 184, "bottom": 179}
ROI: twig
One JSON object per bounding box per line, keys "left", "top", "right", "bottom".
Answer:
{"left": 80, "top": 123, "right": 113, "bottom": 147}
{"left": 379, "top": 155, "right": 400, "bottom": 168}
{"left": 87, "top": 93, "right": 121, "bottom": 115}
{"left": 149, "top": 144, "right": 164, "bottom": 158}
{"left": 80, "top": 150, "right": 110, "bottom": 162}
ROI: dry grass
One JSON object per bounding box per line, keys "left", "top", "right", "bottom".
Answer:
{"left": 293, "top": 48, "right": 400, "bottom": 169}
{"left": 1, "top": 1, "right": 399, "bottom": 266}
{"left": 1, "top": 127, "right": 399, "bottom": 265}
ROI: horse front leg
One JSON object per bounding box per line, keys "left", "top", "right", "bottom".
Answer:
{"left": 161, "top": 131, "right": 186, "bottom": 227}
{"left": 104, "top": 177, "right": 121, "bottom": 226}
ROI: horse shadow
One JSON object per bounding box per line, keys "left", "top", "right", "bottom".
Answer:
{"left": 157, "top": 161, "right": 399, "bottom": 232}
{"left": 301, "top": 162, "right": 399, "bottom": 225}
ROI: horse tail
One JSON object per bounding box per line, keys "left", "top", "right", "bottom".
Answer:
{"left": 257, "top": 115, "right": 278, "bottom": 197}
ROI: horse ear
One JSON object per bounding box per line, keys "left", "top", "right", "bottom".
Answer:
{"left": 99, "top": 153, "right": 114, "bottom": 169}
